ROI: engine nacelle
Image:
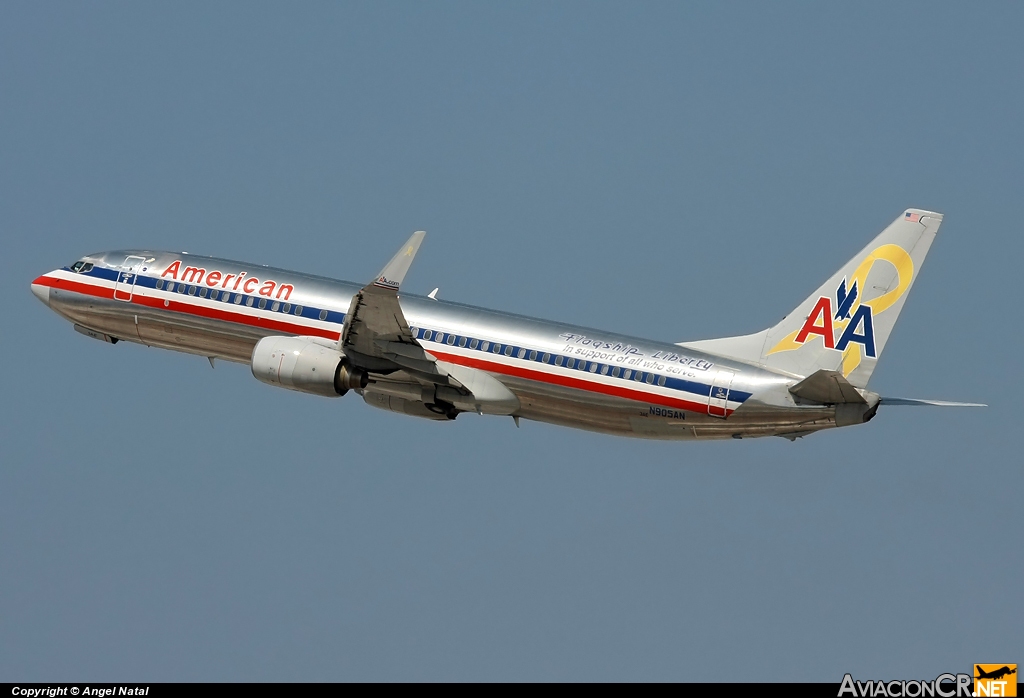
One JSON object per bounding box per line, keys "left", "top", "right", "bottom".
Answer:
{"left": 251, "top": 336, "right": 367, "bottom": 398}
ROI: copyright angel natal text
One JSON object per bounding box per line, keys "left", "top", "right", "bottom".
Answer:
{"left": 11, "top": 689, "right": 150, "bottom": 697}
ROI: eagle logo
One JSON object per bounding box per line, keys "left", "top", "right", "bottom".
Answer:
{"left": 834, "top": 277, "right": 858, "bottom": 320}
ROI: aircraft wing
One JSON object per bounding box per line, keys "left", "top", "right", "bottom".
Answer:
{"left": 339, "top": 232, "right": 518, "bottom": 415}
{"left": 340, "top": 231, "right": 441, "bottom": 376}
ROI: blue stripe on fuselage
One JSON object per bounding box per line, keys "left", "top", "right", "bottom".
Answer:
{"left": 70, "top": 265, "right": 751, "bottom": 406}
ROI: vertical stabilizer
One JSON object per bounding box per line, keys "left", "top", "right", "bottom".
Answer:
{"left": 679, "top": 209, "right": 943, "bottom": 388}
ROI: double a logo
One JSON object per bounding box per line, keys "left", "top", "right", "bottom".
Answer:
{"left": 793, "top": 276, "right": 876, "bottom": 357}
{"left": 975, "top": 664, "right": 1017, "bottom": 697}
{"left": 766, "top": 242, "right": 915, "bottom": 377}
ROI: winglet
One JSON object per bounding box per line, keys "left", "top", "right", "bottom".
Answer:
{"left": 372, "top": 231, "right": 425, "bottom": 292}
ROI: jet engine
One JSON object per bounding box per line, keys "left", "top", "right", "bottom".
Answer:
{"left": 251, "top": 335, "right": 367, "bottom": 398}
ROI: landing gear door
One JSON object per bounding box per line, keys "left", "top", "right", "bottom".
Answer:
{"left": 113, "top": 255, "right": 146, "bottom": 302}
{"left": 707, "top": 370, "right": 735, "bottom": 418}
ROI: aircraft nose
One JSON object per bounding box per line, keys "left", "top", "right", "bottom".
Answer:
{"left": 31, "top": 276, "right": 51, "bottom": 306}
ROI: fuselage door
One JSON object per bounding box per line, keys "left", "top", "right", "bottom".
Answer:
{"left": 113, "top": 255, "right": 146, "bottom": 302}
{"left": 707, "top": 370, "right": 735, "bottom": 418}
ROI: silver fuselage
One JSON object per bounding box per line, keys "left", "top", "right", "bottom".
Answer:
{"left": 33, "top": 250, "right": 846, "bottom": 440}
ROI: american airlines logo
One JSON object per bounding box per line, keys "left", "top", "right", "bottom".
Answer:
{"left": 161, "top": 260, "right": 294, "bottom": 301}
{"left": 794, "top": 276, "right": 876, "bottom": 358}
{"left": 767, "top": 240, "right": 916, "bottom": 380}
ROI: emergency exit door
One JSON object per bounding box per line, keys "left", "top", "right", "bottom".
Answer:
{"left": 707, "top": 370, "right": 735, "bottom": 418}
{"left": 113, "top": 255, "right": 145, "bottom": 301}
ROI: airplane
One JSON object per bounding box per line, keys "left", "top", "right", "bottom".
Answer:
{"left": 976, "top": 666, "right": 1017, "bottom": 681}
{"left": 29, "top": 208, "right": 983, "bottom": 440}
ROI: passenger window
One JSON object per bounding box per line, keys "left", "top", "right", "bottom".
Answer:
{"left": 529, "top": 350, "right": 537, "bottom": 361}
{"left": 658, "top": 375, "right": 666, "bottom": 386}
{"left": 199, "top": 287, "right": 208, "bottom": 298}
{"left": 623, "top": 369, "right": 631, "bottom": 379}
{"left": 422, "top": 330, "right": 432, "bottom": 341}
{"left": 646, "top": 373, "right": 655, "bottom": 384}
{"left": 634, "top": 372, "right": 643, "bottom": 381}
{"left": 210, "top": 290, "right": 219, "bottom": 300}
{"left": 271, "top": 301, "right": 280, "bottom": 311}
{"left": 295, "top": 305, "right": 303, "bottom": 315}
{"left": 542, "top": 353, "right": 550, "bottom": 363}
{"left": 282, "top": 303, "right": 291, "bottom": 313}
{"left": 257, "top": 298, "right": 266, "bottom": 309}
{"left": 155, "top": 279, "right": 164, "bottom": 290}
{"left": 493, "top": 344, "right": 502, "bottom": 354}
{"left": 178, "top": 284, "right": 185, "bottom": 293}
{"left": 446, "top": 334, "right": 455, "bottom": 345}
{"left": 246, "top": 297, "right": 254, "bottom": 307}
{"left": 600, "top": 364, "right": 609, "bottom": 375}
{"left": 566, "top": 358, "right": 575, "bottom": 369}
{"left": 555, "top": 356, "right": 564, "bottom": 366}
{"left": 458, "top": 336, "right": 467, "bottom": 347}
{"left": 516, "top": 348, "right": 526, "bottom": 359}
{"left": 234, "top": 294, "right": 243, "bottom": 305}
{"left": 612, "top": 367, "right": 620, "bottom": 377}
{"left": 188, "top": 286, "right": 197, "bottom": 296}
{"left": 504, "top": 346, "right": 513, "bottom": 356}
{"left": 319, "top": 309, "right": 328, "bottom": 320}
{"left": 481, "top": 341, "right": 490, "bottom": 351}
{"left": 589, "top": 363, "right": 598, "bottom": 373}
{"left": 470, "top": 339, "right": 479, "bottom": 350}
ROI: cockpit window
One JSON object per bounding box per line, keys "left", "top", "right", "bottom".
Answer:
{"left": 70, "top": 261, "right": 93, "bottom": 273}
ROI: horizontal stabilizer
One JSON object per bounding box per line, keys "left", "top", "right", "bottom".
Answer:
{"left": 790, "top": 369, "right": 866, "bottom": 405}
{"left": 880, "top": 397, "right": 987, "bottom": 407}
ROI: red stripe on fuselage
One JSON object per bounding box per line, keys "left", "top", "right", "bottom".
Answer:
{"left": 429, "top": 349, "right": 722, "bottom": 416}
{"left": 37, "top": 273, "right": 724, "bottom": 416}
{"left": 33, "top": 274, "right": 341, "bottom": 341}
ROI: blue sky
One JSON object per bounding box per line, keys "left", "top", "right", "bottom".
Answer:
{"left": 1, "top": 2, "right": 1020, "bottom": 681}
